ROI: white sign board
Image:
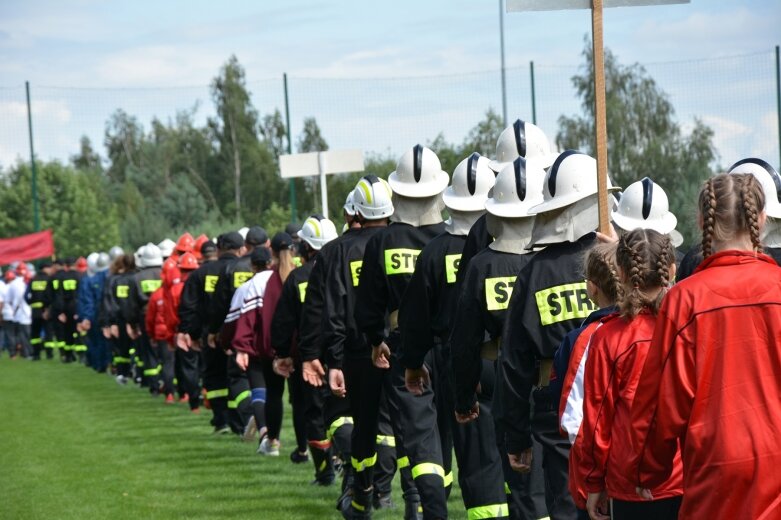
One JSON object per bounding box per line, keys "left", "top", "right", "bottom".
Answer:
{"left": 279, "top": 149, "right": 364, "bottom": 218}
{"left": 507, "top": 0, "right": 688, "bottom": 11}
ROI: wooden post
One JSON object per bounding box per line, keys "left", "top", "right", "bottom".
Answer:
{"left": 591, "top": 0, "right": 611, "bottom": 234}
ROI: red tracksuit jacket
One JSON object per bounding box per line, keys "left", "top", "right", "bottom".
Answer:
{"left": 630, "top": 250, "right": 781, "bottom": 519}
{"left": 579, "top": 311, "right": 683, "bottom": 502}
{"left": 232, "top": 269, "right": 283, "bottom": 359}
{"left": 145, "top": 286, "right": 170, "bottom": 342}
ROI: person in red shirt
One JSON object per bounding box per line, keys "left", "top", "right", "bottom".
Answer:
{"left": 145, "top": 285, "right": 175, "bottom": 403}
{"left": 631, "top": 173, "right": 781, "bottom": 520}
{"left": 579, "top": 228, "right": 683, "bottom": 520}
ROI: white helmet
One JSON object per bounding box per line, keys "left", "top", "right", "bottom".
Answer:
{"left": 96, "top": 252, "right": 111, "bottom": 271}
{"left": 297, "top": 215, "right": 339, "bottom": 250}
{"left": 443, "top": 153, "right": 496, "bottom": 212}
{"left": 352, "top": 175, "right": 394, "bottom": 219}
{"left": 388, "top": 144, "right": 449, "bottom": 198}
{"left": 109, "top": 246, "right": 124, "bottom": 260}
{"left": 157, "top": 238, "right": 175, "bottom": 258}
{"left": 343, "top": 191, "right": 357, "bottom": 216}
{"left": 728, "top": 158, "right": 781, "bottom": 219}
{"left": 86, "top": 252, "right": 100, "bottom": 275}
{"left": 489, "top": 119, "right": 558, "bottom": 173}
{"left": 613, "top": 177, "right": 678, "bottom": 236}
{"left": 485, "top": 157, "right": 546, "bottom": 218}
{"left": 134, "top": 246, "right": 145, "bottom": 267}
{"left": 238, "top": 227, "right": 249, "bottom": 240}
{"left": 529, "top": 150, "right": 620, "bottom": 215}
{"left": 139, "top": 242, "right": 163, "bottom": 268}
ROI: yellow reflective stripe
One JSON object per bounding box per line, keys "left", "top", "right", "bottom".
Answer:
{"left": 328, "top": 416, "right": 354, "bottom": 439}
{"left": 228, "top": 390, "right": 251, "bottom": 409}
{"left": 444, "top": 472, "right": 454, "bottom": 487}
{"left": 32, "top": 281, "right": 47, "bottom": 291}
{"left": 319, "top": 459, "right": 327, "bottom": 471}
{"left": 135, "top": 360, "right": 144, "bottom": 367}
{"left": 350, "top": 260, "right": 363, "bottom": 286}
{"left": 30, "top": 338, "right": 43, "bottom": 345}
{"left": 485, "top": 276, "right": 517, "bottom": 311}
{"left": 357, "top": 178, "right": 373, "bottom": 204}
{"left": 298, "top": 282, "right": 308, "bottom": 303}
{"left": 204, "top": 275, "right": 219, "bottom": 293}
{"left": 384, "top": 248, "right": 420, "bottom": 275}
{"left": 351, "top": 500, "right": 366, "bottom": 512}
{"left": 467, "top": 503, "right": 510, "bottom": 519}
{"left": 140, "top": 279, "right": 162, "bottom": 294}
{"left": 233, "top": 271, "right": 253, "bottom": 288}
{"left": 79, "top": 331, "right": 87, "bottom": 337}
{"left": 534, "top": 282, "right": 596, "bottom": 326}
{"left": 116, "top": 285, "right": 129, "bottom": 298}
{"left": 44, "top": 341, "right": 56, "bottom": 348}
{"left": 129, "top": 348, "right": 136, "bottom": 355}
{"left": 143, "top": 365, "right": 162, "bottom": 376}
{"left": 351, "top": 453, "right": 377, "bottom": 472}
{"left": 445, "top": 253, "right": 461, "bottom": 284}
{"left": 411, "top": 462, "right": 445, "bottom": 480}
{"left": 31, "top": 302, "right": 44, "bottom": 309}
{"left": 63, "top": 279, "right": 77, "bottom": 291}
{"left": 206, "top": 389, "right": 229, "bottom": 399}
{"left": 73, "top": 344, "right": 88, "bottom": 352}
{"left": 397, "top": 456, "right": 410, "bottom": 469}
{"left": 375, "top": 434, "right": 396, "bottom": 447}
{"left": 292, "top": 256, "right": 302, "bottom": 267}
{"left": 52, "top": 280, "right": 59, "bottom": 290}
{"left": 504, "top": 482, "right": 511, "bottom": 495}
{"left": 113, "top": 356, "right": 131, "bottom": 363}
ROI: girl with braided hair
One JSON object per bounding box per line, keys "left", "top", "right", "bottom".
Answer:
{"left": 578, "top": 228, "right": 683, "bottom": 520}
{"left": 630, "top": 173, "right": 781, "bottom": 520}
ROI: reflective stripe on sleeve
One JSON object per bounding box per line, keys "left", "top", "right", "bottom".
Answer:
{"left": 411, "top": 462, "right": 445, "bottom": 480}
{"left": 205, "top": 388, "right": 229, "bottom": 399}
{"left": 351, "top": 453, "right": 377, "bottom": 472}
{"left": 467, "top": 503, "right": 510, "bottom": 519}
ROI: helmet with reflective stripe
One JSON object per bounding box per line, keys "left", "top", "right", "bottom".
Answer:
{"left": 297, "top": 214, "right": 339, "bottom": 250}
{"left": 613, "top": 177, "right": 677, "bottom": 235}
{"left": 388, "top": 144, "right": 449, "bottom": 198}
{"left": 352, "top": 175, "right": 394, "bottom": 219}
{"left": 343, "top": 191, "right": 357, "bottom": 216}
{"left": 728, "top": 157, "right": 781, "bottom": 218}
{"left": 485, "top": 157, "right": 546, "bottom": 218}
{"left": 443, "top": 153, "right": 496, "bottom": 212}
{"left": 489, "top": 119, "right": 558, "bottom": 172}
{"left": 529, "top": 150, "right": 620, "bottom": 215}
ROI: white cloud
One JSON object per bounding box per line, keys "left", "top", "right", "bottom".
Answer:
{"left": 95, "top": 45, "right": 227, "bottom": 87}
{"left": 0, "top": 99, "right": 73, "bottom": 168}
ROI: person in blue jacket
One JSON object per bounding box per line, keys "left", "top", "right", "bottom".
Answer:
{"left": 77, "top": 252, "right": 111, "bottom": 372}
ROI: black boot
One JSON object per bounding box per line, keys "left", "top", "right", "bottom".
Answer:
{"left": 340, "top": 485, "right": 372, "bottom": 519}
{"left": 311, "top": 446, "right": 335, "bottom": 486}
{"left": 403, "top": 489, "right": 423, "bottom": 520}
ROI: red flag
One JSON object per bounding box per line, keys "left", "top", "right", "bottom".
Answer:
{"left": 0, "top": 230, "right": 55, "bottom": 265}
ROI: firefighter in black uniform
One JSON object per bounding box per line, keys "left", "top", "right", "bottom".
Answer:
{"left": 451, "top": 157, "right": 548, "bottom": 520}
{"left": 126, "top": 243, "right": 163, "bottom": 393}
{"left": 51, "top": 258, "right": 82, "bottom": 363}
{"left": 272, "top": 215, "right": 339, "bottom": 478}
{"left": 103, "top": 254, "right": 137, "bottom": 383}
{"left": 26, "top": 261, "right": 52, "bottom": 360}
{"left": 397, "top": 153, "right": 494, "bottom": 517}
{"left": 349, "top": 145, "right": 449, "bottom": 520}
{"left": 499, "top": 151, "right": 619, "bottom": 520}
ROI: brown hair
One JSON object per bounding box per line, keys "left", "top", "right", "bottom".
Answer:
{"left": 583, "top": 242, "right": 621, "bottom": 304}
{"left": 616, "top": 228, "right": 674, "bottom": 318}
{"left": 700, "top": 173, "right": 764, "bottom": 258}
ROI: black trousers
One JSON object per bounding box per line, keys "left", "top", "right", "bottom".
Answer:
{"left": 175, "top": 348, "right": 201, "bottom": 410}
{"left": 155, "top": 340, "right": 176, "bottom": 395}
{"left": 227, "top": 355, "right": 252, "bottom": 434}
{"left": 30, "top": 316, "right": 45, "bottom": 359}
{"left": 138, "top": 332, "right": 160, "bottom": 390}
{"left": 43, "top": 319, "right": 56, "bottom": 358}
{"left": 287, "top": 363, "right": 309, "bottom": 453}
{"left": 612, "top": 496, "right": 681, "bottom": 520}
{"left": 203, "top": 346, "right": 230, "bottom": 427}
{"left": 247, "top": 356, "right": 285, "bottom": 439}
{"left": 113, "top": 323, "right": 133, "bottom": 377}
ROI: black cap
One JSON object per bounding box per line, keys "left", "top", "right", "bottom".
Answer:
{"left": 245, "top": 226, "right": 268, "bottom": 246}
{"left": 39, "top": 260, "right": 52, "bottom": 269}
{"left": 221, "top": 231, "right": 244, "bottom": 251}
{"left": 271, "top": 232, "right": 293, "bottom": 253}
{"left": 250, "top": 246, "right": 272, "bottom": 267}
{"left": 285, "top": 222, "right": 301, "bottom": 237}
{"left": 200, "top": 240, "right": 217, "bottom": 256}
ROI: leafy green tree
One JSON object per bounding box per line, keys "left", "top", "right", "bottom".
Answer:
{"left": 557, "top": 41, "right": 716, "bottom": 246}
{"left": 462, "top": 108, "right": 504, "bottom": 158}
{"left": 297, "top": 117, "right": 328, "bottom": 153}
{"left": 260, "top": 109, "right": 289, "bottom": 159}
{"left": 104, "top": 109, "right": 143, "bottom": 184}
{"left": 71, "top": 136, "right": 102, "bottom": 172}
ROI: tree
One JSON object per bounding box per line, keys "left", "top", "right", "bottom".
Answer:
{"left": 104, "top": 109, "right": 143, "bottom": 184}
{"left": 297, "top": 117, "right": 328, "bottom": 153}
{"left": 462, "top": 108, "right": 504, "bottom": 158}
{"left": 260, "top": 109, "right": 289, "bottom": 158}
{"left": 71, "top": 136, "right": 101, "bottom": 172}
{"left": 557, "top": 40, "right": 716, "bottom": 246}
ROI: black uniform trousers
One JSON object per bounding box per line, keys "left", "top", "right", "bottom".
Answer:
{"left": 226, "top": 355, "right": 253, "bottom": 434}
{"left": 30, "top": 316, "right": 45, "bottom": 359}
{"left": 113, "top": 322, "right": 133, "bottom": 377}
{"left": 155, "top": 340, "right": 176, "bottom": 396}
{"left": 43, "top": 318, "right": 56, "bottom": 358}
{"left": 202, "top": 345, "right": 230, "bottom": 427}
{"left": 175, "top": 348, "right": 201, "bottom": 410}
{"left": 138, "top": 332, "right": 160, "bottom": 391}
{"left": 304, "top": 381, "right": 338, "bottom": 483}
{"left": 287, "top": 362, "right": 309, "bottom": 453}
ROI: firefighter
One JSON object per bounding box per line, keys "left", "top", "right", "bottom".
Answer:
{"left": 76, "top": 252, "right": 111, "bottom": 372}
{"left": 103, "top": 254, "right": 137, "bottom": 384}
{"left": 26, "top": 260, "right": 53, "bottom": 361}
{"left": 349, "top": 145, "right": 450, "bottom": 520}
{"left": 51, "top": 257, "right": 83, "bottom": 363}
{"left": 499, "top": 151, "right": 620, "bottom": 520}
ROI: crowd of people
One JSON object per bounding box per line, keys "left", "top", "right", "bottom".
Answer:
{"left": 1, "top": 119, "right": 780, "bottom": 520}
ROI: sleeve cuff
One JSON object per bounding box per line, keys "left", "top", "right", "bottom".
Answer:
{"left": 505, "top": 432, "right": 532, "bottom": 454}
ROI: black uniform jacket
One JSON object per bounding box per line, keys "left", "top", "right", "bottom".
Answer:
{"left": 455, "top": 214, "right": 492, "bottom": 286}
{"left": 271, "top": 261, "right": 313, "bottom": 359}
{"left": 208, "top": 254, "right": 252, "bottom": 335}
{"left": 25, "top": 272, "right": 50, "bottom": 318}
{"left": 178, "top": 257, "right": 221, "bottom": 339}
{"left": 126, "top": 266, "right": 162, "bottom": 328}
{"left": 51, "top": 270, "right": 81, "bottom": 318}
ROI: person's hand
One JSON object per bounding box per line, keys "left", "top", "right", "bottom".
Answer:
{"left": 635, "top": 487, "right": 653, "bottom": 500}
{"left": 586, "top": 490, "right": 610, "bottom": 520}
{"left": 302, "top": 360, "right": 325, "bottom": 387}
{"left": 508, "top": 449, "right": 533, "bottom": 474}
{"left": 176, "top": 333, "right": 191, "bottom": 352}
{"left": 126, "top": 323, "right": 140, "bottom": 340}
{"left": 235, "top": 352, "right": 249, "bottom": 371}
{"left": 102, "top": 327, "right": 111, "bottom": 339}
{"left": 109, "top": 324, "right": 119, "bottom": 338}
{"left": 405, "top": 366, "right": 430, "bottom": 396}
{"left": 207, "top": 333, "right": 217, "bottom": 349}
{"left": 273, "top": 357, "right": 295, "bottom": 377}
{"left": 58, "top": 313, "right": 67, "bottom": 323}
{"left": 455, "top": 402, "right": 479, "bottom": 424}
{"left": 329, "top": 368, "right": 347, "bottom": 397}
{"left": 596, "top": 223, "right": 619, "bottom": 244}
{"left": 81, "top": 319, "right": 91, "bottom": 332}
{"left": 43, "top": 309, "right": 50, "bottom": 320}
{"left": 371, "top": 342, "right": 391, "bottom": 369}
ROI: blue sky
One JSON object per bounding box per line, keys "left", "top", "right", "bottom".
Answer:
{"left": 0, "top": 0, "right": 779, "bottom": 168}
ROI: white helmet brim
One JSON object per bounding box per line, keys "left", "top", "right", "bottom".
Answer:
{"left": 613, "top": 211, "right": 678, "bottom": 236}
{"left": 388, "top": 170, "right": 449, "bottom": 198}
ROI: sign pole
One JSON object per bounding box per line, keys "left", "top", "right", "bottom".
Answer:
{"left": 591, "top": 0, "right": 611, "bottom": 234}
{"left": 25, "top": 81, "right": 40, "bottom": 232}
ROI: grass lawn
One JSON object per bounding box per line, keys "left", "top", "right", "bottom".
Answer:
{"left": 0, "top": 357, "right": 468, "bottom": 519}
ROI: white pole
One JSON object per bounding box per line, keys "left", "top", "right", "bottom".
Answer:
{"left": 318, "top": 152, "right": 329, "bottom": 218}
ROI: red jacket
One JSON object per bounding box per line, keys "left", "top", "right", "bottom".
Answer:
{"left": 145, "top": 286, "right": 170, "bottom": 342}
{"left": 232, "top": 269, "right": 283, "bottom": 359}
{"left": 579, "top": 311, "right": 683, "bottom": 502}
{"left": 162, "top": 271, "right": 188, "bottom": 338}
{"left": 630, "top": 250, "right": 781, "bottom": 519}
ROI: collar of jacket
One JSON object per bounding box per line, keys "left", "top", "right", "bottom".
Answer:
{"left": 695, "top": 249, "right": 778, "bottom": 274}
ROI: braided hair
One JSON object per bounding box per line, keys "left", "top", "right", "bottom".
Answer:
{"left": 699, "top": 173, "right": 765, "bottom": 258}
{"left": 583, "top": 242, "right": 621, "bottom": 304}
{"left": 615, "top": 229, "right": 674, "bottom": 318}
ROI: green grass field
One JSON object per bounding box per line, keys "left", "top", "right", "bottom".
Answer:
{"left": 0, "top": 358, "right": 468, "bottom": 520}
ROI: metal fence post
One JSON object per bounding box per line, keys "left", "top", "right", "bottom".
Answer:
{"left": 25, "top": 81, "right": 40, "bottom": 232}
{"left": 283, "top": 73, "right": 297, "bottom": 222}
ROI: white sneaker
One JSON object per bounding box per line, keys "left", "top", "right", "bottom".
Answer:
{"left": 242, "top": 416, "right": 258, "bottom": 442}
{"left": 258, "top": 436, "right": 280, "bottom": 456}
{"left": 115, "top": 375, "right": 128, "bottom": 385}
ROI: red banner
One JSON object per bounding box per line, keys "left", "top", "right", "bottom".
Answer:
{"left": 0, "top": 230, "right": 55, "bottom": 265}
